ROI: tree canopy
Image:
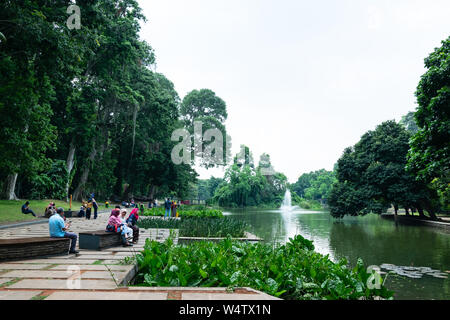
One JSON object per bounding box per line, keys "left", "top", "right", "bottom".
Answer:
{"left": 329, "top": 121, "right": 439, "bottom": 219}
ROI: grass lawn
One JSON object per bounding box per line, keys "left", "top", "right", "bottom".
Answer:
{"left": 0, "top": 199, "right": 83, "bottom": 225}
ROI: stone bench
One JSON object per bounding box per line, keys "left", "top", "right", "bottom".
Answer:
{"left": 79, "top": 231, "right": 122, "bottom": 250}
{"left": 0, "top": 237, "right": 71, "bottom": 262}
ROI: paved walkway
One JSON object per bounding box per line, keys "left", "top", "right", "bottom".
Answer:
{"left": 0, "top": 211, "right": 278, "bottom": 300}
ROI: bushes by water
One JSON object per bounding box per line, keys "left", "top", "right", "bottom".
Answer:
{"left": 143, "top": 207, "right": 223, "bottom": 218}
{"left": 134, "top": 235, "right": 394, "bottom": 300}
{"left": 137, "top": 217, "right": 247, "bottom": 238}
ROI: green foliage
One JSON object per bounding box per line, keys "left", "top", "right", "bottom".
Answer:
{"left": 137, "top": 217, "right": 248, "bottom": 238}
{"left": 329, "top": 121, "right": 439, "bottom": 219}
{"left": 29, "top": 160, "right": 68, "bottom": 200}
{"left": 290, "top": 192, "right": 322, "bottom": 210}
{"left": 291, "top": 169, "right": 336, "bottom": 201}
{"left": 407, "top": 36, "right": 450, "bottom": 207}
{"left": 399, "top": 111, "right": 419, "bottom": 134}
{"left": 0, "top": 1, "right": 200, "bottom": 201}
{"left": 135, "top": 235, "right": 394, "bottom": 300}
{"left": 212, "top": 147, "right": 287, "bottom": 207}
{"left": 180, "top": 89, "right": 229, "bottom": 168}
{"left": 143, "top": 207, "right": 223, "bottom": 218}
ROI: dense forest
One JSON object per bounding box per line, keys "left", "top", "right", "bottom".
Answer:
{"left": 0, "top": 0, "right": 232, "bottom": 202}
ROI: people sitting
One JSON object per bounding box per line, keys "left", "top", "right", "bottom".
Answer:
{"left": 44, "top": 202, "right": 56, "bottom": 218}
{"left": 106, "top": 209, "right": 133, "bottom": 247}
{"left": 120, "top": 209, "right": 133, "bottom": 241}
{"left": 77, "top": 205, "right": 86, "bottom": 218}
{"left": 49, "top": 207, "right": 78, "bottom": 254}
{"left": 126, "top": 208, "right": 140, "bottom": 244}
{"left": 22, "top": 201, "right": 36, "bottom": 217}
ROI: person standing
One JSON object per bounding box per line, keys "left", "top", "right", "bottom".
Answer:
{"left": 86, "top": 200, "right": 93, "bottom": 220}
{"left": 21, "top": 201, "right": 36, "bottom": 217}
{"left": 49, "top": 208, "right": 78, "bottom": 254}
{"left": 164, "top": 198, "right": 171, "bottom": 219}
{"left": 171, "top": 200, "right": 177, "bottom": 218}
{"left": 92, "top": 198, "right": 98, "bottom": 219}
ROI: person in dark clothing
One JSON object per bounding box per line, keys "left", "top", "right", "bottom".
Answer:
{"left": 21, "top": 201, "right": 36, "bottom": 217}
{"left": 77, "top": 205, "right": 86, "bottom": 218}
{"left": 92, "top": 198, "right": 98, "bottom": 219}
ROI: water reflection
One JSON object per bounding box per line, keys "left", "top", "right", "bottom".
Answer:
{"left": 225, "top": 207, "right": 450, "bottom": 300}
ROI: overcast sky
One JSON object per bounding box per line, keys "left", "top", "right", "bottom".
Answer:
{"left": 138, "top": 0, "right": 450, "bottom": 183}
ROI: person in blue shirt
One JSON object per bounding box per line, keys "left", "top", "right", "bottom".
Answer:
{"left": 21, "top": 201, "right": 36, "bottom": 217}
{"left": 49, "top": 207, "right": 78, "bottom": 254}
{"left": 164, "top": 198, "right": 171, "bottom": 219}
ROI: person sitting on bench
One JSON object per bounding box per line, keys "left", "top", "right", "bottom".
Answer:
{"left": 49, "top": 207, "right": 79, "bottom": 254}
{"left": 126, "top": 208, "right": 140, "bottom": 244}
{"left": 21, "top": 201, "right": 36, "bottom": 217}
{"left": 106, "top": 209, "right": 132, "bottom": 247}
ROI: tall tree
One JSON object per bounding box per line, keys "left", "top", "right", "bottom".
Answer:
{"left": 407, "top": 36, "right": 450, "bottom": 208}
{"left": 180, "top": 89, "right": 229, "bottom": 168}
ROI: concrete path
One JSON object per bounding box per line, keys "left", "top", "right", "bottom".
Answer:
{"left": 0, "top": 210, "right": 278, "bottom": 300}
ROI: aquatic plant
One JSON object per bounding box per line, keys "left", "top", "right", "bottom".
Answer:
{"left": 134, "top": 235, "right": 394, "bottom": 300}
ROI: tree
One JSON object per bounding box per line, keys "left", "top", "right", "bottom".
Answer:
{"left": 212, "top": 147, "right": 287, "bottom": 207}
{"left": 399, "top": 111, "right": 419, "bottom": 134}
{"left": 180, "top": 89, "right": 229, "bottom": 168}
{"left": 329, "top": 121, "right": 439, "bottom": 219}
{"left": 291, "top": 170, "right": 336, "bottom": 202}
{"left": 407, "top": 36, "right": 450, "bottom": 209}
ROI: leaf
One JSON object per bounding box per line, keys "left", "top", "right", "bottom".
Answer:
{"left": 230, "top": 271, "right": 240, "bottom": 283}
{"left": 266, "top": 278, "right": 278, "bottom": 293}
{"left": 199, "top": 269, "right": 208, "bottom": 279}
{"left": 169, "top": 265, "right": 179, "bottom": 272}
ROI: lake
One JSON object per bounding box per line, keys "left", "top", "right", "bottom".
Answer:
{"left": 224, "top": 206, "right": 450, "bottom": 300}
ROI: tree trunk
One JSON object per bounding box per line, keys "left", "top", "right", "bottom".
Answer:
{"left": 73, "top": 145, "right": 97, "bottom": 201}
{"left": 428, "top": 210, "right": 439, "bottom": 221}
{"left": 65, "top": 142, "right": 76, "bottom": 202}
{"left": 417, "top": 205, "right": 426, "bottom": 218}
{"left": 394, "top": 204, "right": 398, "bottom": 216}
{"left": 5, "top": 173, "right": 19, "bottom": 200}
{"left": 148, "top": 185, "right": 157, "bottom": 200}
{"left": 405, "top": 207, "right": 410, "bottom": 216}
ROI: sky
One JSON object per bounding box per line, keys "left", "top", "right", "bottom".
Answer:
{"left": 138, "top": 0, "right": 450, "bottom": 183}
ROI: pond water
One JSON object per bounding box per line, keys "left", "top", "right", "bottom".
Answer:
{"left": 224, "top": 206, "right": 450, "bottom": 300}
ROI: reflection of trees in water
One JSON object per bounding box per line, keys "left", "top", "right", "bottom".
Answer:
{"left": 231, "top": 211, "right": 287, "bottom": 243}
{"left": 329, "top": 219, "right": 450, "bottom": 269}
{"left": 329, "top": 218, "right": 450, "bottom": 300}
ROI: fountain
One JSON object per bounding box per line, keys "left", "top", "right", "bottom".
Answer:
{"left": 280, "top": 189, "right": 293, "bottom": 211}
